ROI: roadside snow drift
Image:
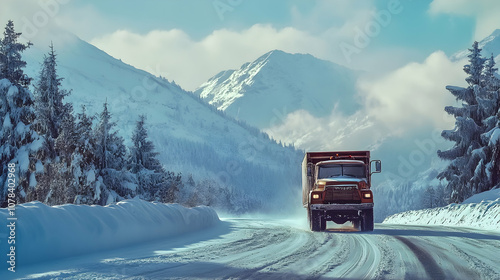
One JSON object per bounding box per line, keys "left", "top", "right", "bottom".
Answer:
{"left": 383, "top": 189, "right": 500, "bottom": 231}
{"left": 0, "top": 198, "right": 220, "bottom": 265}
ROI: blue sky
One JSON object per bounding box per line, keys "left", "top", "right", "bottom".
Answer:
{"left": 65, "top": 0, "right": 475, "bottom": 54}
{"left": 0, "top": 0, "right": 498, "bottom": 90}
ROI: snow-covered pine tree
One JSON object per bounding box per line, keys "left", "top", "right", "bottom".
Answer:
{"left": 129, "top": 115, "right": 162, "bottom": 173}
{"left": 437, "top": 41, "right": 489, "bottom": 203}
{"left": 33, "top": 43, "right": 72, "bottom": 156}
{"left": 481, "top": 54, "right": 500, "bottom": 132}
{"left": 480, "top": 126, "right": 500, "bottom": 190}
{"left": 483, "top": 55, "right": 500, "bottom": 90}
{"left": 71, "top": 106, "right": 98, "bottom": 204}
{"left": 0, "top": 20, "right": 40, "bottom": 205}
{"left": 474, "top": 54, "right": 500, "bottom": 193}
{"left": 481, "top": 86, "right": 500, "bottom": 189}
{"left": 95, "top": 101, "right": 126, "bottom": 171}
{"left": 128, "top": 115, "right": 178, "bottom": 202}
{"left": 94, "top": 101, "right": 128, "bottom": 204}
{"left": 488, "top": 114, "right": 500, "bottom": 188}
{"left": 0, "top": 20, "right": 32, "bottom": 87}
{"left": 422, "top": 186, "right": 436, "bottom": 209}
{"left": 32, "top": 44, "right": 75, "bottom": 204}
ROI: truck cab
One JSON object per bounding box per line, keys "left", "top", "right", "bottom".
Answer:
{"left": 302, "top": 151, "right": 381, "bottom": 232}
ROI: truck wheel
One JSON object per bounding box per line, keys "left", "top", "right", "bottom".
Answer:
{"left": 352, "top": 220, "right": 360, "bottom": 230}
{"left": 361, "top": 209, "right": 374, "bottom": 232}
{"left": 309, "top": 209, "right": 322, "bottom": 232}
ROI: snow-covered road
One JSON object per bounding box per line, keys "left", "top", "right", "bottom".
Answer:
{"left": 12, "top": 218, "right": 500, "bottom": 280}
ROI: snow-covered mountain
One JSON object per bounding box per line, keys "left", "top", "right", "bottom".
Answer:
{"left": 195, "top": 50, "right": 360, "bottom": 129}
{"left": 452, "top": 29, "right": 500, "bottom": 62}
{"left": 21, "top": 28, "right": 302, "bottom": 212}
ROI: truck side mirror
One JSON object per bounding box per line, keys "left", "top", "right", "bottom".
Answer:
{"left": 371, "top": 160, "right": 381, "bottom": 174}
{"left": 307, "top": 166, "right": 312, "bottom": 177}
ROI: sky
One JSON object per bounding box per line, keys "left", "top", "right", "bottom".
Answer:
{"left": 1, "top": 0, "right": 497, "bottom": 91}
{"left": 1, "top": 0, "right": 500, "bottom": 181}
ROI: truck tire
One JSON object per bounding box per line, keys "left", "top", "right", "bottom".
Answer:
{"left": 352, "top": 220, "right": 360, "bottom": 230}
{"left": 309, "top": 209, "right": 323, "bottom": 232}
{"left": 361, "top": 209, "right": 374, "bottom": 232}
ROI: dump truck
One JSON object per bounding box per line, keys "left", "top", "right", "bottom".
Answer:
{"left": 302, "top": 151, "right": 381, "bottom": 232}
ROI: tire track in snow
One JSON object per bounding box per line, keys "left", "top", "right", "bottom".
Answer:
{"left": 301, "top": 233, "right": 351, "bottom": 278}
{"left": 323, "top": 233, "right": 382, "bottom": 279}
{"left": 449, "top": 243, "right": 499, "bottom": 280}
{"left": 393, "top": 236, "right": 445, "bottom": 280}
{"left": 17, "top": 220, "right": 500, "bottom": 280}
{"left": 221, "top": 224, "right": 345, "bottom": 279}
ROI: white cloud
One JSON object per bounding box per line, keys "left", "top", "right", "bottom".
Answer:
{"left": 89, "top": 0, "right": 412, "bottom": 92}
{"left": 0, "top": 0, "right": 76, "bottom": 43}
{"left": 361, "top": 51, "right": 465, "bottom": 134}
{"left": 86, "top": 0, "right": 397, "bottom": 91}
{"left": 90, "top": 25, "right": 328, "bottom": 91}
{"left": 0, "top": 0, "right": 411, "bottom": 91}
{"left": 264, "top": 109, "right": 381, "bottom": 152}
{"left": 290, "top": 0, "right": 375, "bottom": 36}
{"left": 266, "top": 51, "right": 466, "bottom": 152}
{"left": 429, "top": 0, "right": 500, "bottom": 40}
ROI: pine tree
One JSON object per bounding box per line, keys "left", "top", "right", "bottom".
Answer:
{"left": 490, "top": 128, "right": 500, "bottom": 188}
{"left": 0, "top": 21, "right": 39, "bottom": 205}
{"left": 95, "top": 101, "right": 126, "bottom": 171}
{"left": 422, "top": 186, "right": 436, "bottom": 209}
{"left": 31, "top": 44, "right": 76, "bottom": 204}
{"left": 128, "top": 115, "right": 173, "bottom": 202}
{"left": 129, "top": 115, "right": 162, "bottom": 173}
{"left": 474, "top": 55, "right": 500, "bottom": 193}
{"left": 483, "top": 106, "right": 500, "bottom": 189}
{"left": 483, "top": 54, "right": 500, "bottom": 92}
{"left": 33, "top": 44, "right": 72, "bottom": 153}
{"left": 0, "top": 20, "right": 32, "bottom": 87}
{"left": 74, "top": 105, "right": 96, "bottom": 166}
{"left": 71, "top": 106, "right": 98, "bottom": 204}
{"left": 480, "top": 54, "right": 500, "bottom": 131}
{"left": 93, "top": 101, "right": 127, "bottom": 205}
{"left": 438, "top": 42, "right": 488, "bottom": 203}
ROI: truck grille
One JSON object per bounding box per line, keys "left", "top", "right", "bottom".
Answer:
{"left": 324, "top": 185, "right": 361, "bottom": 204}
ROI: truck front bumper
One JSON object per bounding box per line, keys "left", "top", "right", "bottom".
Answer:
{"left": 310, "top": 203, "right": 373, "bottom": 211}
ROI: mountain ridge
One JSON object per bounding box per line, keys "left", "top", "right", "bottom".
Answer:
{"left": 452, "top": 29, "right": 500, "bottom": 61}
{"left": 196, "top": 49, "right": 360, "bottom": 129}
{"left": 20, "top": 28, "right": 302, "bottom": 212}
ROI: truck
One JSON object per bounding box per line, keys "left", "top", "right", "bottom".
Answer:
{"left": 302, "top": 151, "right": 381, "bottom": 232}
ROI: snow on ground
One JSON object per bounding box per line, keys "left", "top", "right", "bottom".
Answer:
{"left": 383, "top": 188, "right": 500, "bottom": 231}
{"left": 7, "top": 219, "right": 500, "bottom": 279}
{"left": 0, "top": 198, "right": 219, "bottom": 266}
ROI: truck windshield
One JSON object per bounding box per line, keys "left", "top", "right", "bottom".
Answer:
{"left": 318, "top": 164, "right": 366, "bottom": 179}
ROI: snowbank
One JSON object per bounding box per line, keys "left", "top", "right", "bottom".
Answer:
{"left": 382, "top": 188, "right": 500, "bottom": 231}
{"left": 0, "top": 198, "right": 220, "bottom": 265}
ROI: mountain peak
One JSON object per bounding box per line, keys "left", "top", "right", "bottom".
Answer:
{"left": 195, "top": 49, "right": 360, "bottom": 129}
{"left": 254, "top": 49, "right": 291, "bottom": 64}
{"left": 478, "top": 29, "right": 500, "bottom": 58}
{"left": 451, "top": 28, "right": 500, "bottom": 61}
{"left": 257, "top": 49, "right": 317, "bottom": 64}
{"left": 488, "top": 29, "right": 500, "bottom": 38}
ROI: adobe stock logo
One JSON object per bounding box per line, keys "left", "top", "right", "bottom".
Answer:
{"left": 213, "top": 0, "right": 243, "bottom": 21}
{"left": 339, "top": 0, "right": 404, "bottom": 64}
{"left": 20, "top": 0, "right": 70, "bottom": 40}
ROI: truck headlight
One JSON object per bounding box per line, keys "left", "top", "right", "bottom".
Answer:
{"left": 363, "top": 193, "right": 372, "bottom": 199}
{"left": 312, "top": 194, "right": 320, "bottom": 199}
